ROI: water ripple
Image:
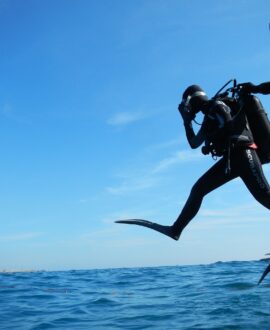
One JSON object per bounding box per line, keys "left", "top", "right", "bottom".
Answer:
{"left": 1, "top": 261, "right": 270, "bottom": 329}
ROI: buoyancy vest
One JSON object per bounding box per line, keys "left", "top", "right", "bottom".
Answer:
{"left": 201, "top": 99, "right": 254, "bottom": 157}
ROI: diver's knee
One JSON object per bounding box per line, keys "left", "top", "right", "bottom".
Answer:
{"left": 190, "top": 181, "right": 205, "bottom": 199}
{"left": 256, "top": 192, "right": 270, "bottom": 210}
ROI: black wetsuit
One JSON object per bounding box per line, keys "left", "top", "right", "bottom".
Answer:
{"left": 172, "top": 82, "right": 270, "bottom": 239}
{"left": 115, "top": 82, "right": 270, "bottom": 244}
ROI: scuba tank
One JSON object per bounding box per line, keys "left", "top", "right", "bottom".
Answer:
{"left": 240, "top": 94, "right": 270, "bottom": 164}
{"left": 211, "top": 79, "right": 270, "bottom": 164}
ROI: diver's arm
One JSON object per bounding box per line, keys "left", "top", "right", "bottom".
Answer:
{"left": 178, "top": 102, "right": 205, "bottom": 149}
{"left": 239, "top": 82, "right": 270, "bottom": 95}
{"left": 253, "top": 82, "right": 270, "bottom": 95}
{"left": 184, "top": 121, "right": 205, "bottom": 149}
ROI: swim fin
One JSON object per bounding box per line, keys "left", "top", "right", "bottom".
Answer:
{"left": 258, "top": 263, "right": 270, "bottom": 285}
{"left": 115, "top": 219, "right": 179, "bottom": 241}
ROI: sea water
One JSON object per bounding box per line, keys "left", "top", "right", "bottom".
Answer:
{"left": 1, "top": 261, "right": 270, "bottom": 329}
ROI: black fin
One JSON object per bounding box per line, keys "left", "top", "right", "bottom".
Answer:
{"left": 115, "top": 219, "right": 179, "bottom": 241}
{"left": 258, "top": 263, "right": 270, "bottom": 285}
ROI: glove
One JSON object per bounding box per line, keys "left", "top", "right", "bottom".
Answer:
{"left": 178, "top": 102, "right": 194, "bottom": 124}
{"left": 238, "top": 82, "right": 256, "bottom": 94}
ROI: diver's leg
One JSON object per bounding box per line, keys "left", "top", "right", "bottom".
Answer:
{"left": 238, "top": 149, "right": 270, "bottom": 209}
{"left": 171, "top": 157, "right": 238, "bottom": 239}
{"left": 239, "top": 149, "right": 270, "bottom": 286}
{"left": 116, "top": 155, "right": 239, "bottom": 241}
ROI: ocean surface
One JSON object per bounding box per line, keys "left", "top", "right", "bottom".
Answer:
{"left": 1, "top": 261, "right": 270, "bottom": 330}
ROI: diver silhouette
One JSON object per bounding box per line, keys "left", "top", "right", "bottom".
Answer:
{"left": 117, "top": 81, "right": 270, "bottom": 243}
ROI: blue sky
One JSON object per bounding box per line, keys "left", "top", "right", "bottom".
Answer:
{"left": 0, "top": 0, "right": 270, "bottom": 270}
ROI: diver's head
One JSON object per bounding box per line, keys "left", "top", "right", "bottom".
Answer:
{"left": 181, "top": 85, "right": 209, "bottom": 115}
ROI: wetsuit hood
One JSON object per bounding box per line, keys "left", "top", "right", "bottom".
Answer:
{"left": 182, "top": 85, "right": 209, "bottom": 114}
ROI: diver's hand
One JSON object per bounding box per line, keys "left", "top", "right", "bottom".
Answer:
{"left": 238, "top": 82, "right": 256, "bottom": 94}
{"left": 178, "top": 103, "right": 194, "bottom": 124}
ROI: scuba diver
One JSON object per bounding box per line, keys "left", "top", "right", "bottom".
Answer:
{"left": 117, "top": 80, "right": 270, "bottom": 285}
{"left": 116, "top": 80, "right": 270, "bottom": 244}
